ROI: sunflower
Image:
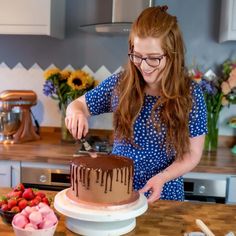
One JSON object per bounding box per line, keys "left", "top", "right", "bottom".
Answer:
{"left": 94, "top": 80, "right": 99, "bottom": 87}
{"left": 60, "top": 70, "right": 71, "bottom": 81}
{"left": 43, "top": 68, "right": 60, "bottom": 80}
{"left": 67, "top": 70, "right": 94, "bottom": 90}
{"left": 43, "top": 67, "right": 97, "bottom": 117}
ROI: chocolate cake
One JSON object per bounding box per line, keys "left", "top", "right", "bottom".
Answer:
{"left": 69, "top": 153, "right": 138, "bottom": 205}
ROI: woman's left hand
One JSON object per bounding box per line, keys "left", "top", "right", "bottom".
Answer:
{"left": 139, "top": 174, "right": 166, "bottom": 203}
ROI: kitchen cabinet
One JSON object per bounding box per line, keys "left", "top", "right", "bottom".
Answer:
{"left": 0, "top": 160, "right": 20, "bottom": 188}
{"left": 0, "top": 0, "right": 65, "bottom": 39}
{"left": 219, "top": 0, "right": 236, "bottom": 42}
{"left": 227, "top": 175, "right": 236, "bottom": 204}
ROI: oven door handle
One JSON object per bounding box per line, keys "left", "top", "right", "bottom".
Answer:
{"left": 22, "top": 183, "right": 70, "bottom": 191}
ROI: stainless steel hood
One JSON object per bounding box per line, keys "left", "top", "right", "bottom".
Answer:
{"left": 80, "top": 0, "right": 154, "bottom": 34}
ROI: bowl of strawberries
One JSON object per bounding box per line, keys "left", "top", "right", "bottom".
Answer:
{"left": 0, "top": 208, "right": 16, "bottom": 224}
{"left": 0, "top": 183, "right": 51, "bottom": 224}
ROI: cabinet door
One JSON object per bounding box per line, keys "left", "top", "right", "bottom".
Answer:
{"left": 226, "top": 175, "right": 236, "bottom": 204}
{"left": 219, "top": 0, "right": 236, "bottom": 42}
{"left": 0, "top": 0, "right": 49, "bottom": 34}
{"left": 0, "top": 161, "right": 11, "bottom": 187}
{"left": 0, "top": 0, "right": 65, "bottom": 38}
{"left": 11, "top": 161, "right": 21, "bottom": 188}
{"left": 0, "top": 0, "right": 49, "bottom": 26}
{"left": 0, "top": 160, "right": 20, "bottom": 187}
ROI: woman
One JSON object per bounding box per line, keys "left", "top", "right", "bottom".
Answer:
{"left": 65, "top": 6, "right": 207, "bottom": 203}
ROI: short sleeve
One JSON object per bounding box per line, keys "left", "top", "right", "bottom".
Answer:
{"left": 189, "top": 82, "right": 208, "bottom": 137}
{"left": 85, "top": 73, "right": 120, "bottom": 115}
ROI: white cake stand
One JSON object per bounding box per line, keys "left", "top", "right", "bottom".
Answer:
{"left": 54, "top": 188, "right": 148, "bottom": 236}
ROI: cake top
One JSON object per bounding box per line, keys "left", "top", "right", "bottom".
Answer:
{"left": 72, "top": 153, "right": 133, "bottom": 170}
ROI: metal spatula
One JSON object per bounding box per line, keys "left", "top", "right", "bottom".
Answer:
{"left": 79, "top": 137, "right": 97, "bottom": 158}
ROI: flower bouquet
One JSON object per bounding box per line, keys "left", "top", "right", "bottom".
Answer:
{"left": 43, "top": 68, "right": 97, "bottom": 141}
{"left": 189, "top": 60, "right": 236, "bottom": 152}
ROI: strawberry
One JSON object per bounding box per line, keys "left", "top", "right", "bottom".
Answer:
{"left": 42, "top": 197, "right": 50, "bottom": 206}
{"left": 16, "top": 197, "right": 24, "bottom": 203}
{"left": 22, "top": 188, "right": 35, "bottom": 200}
{"left": 6, "top": 190, "right": 22, "bottom": 199}
{"left": 35, "top": 191, "right": 46, "bottom": 199}
{"left": 17, "top": 199, "right": 28, "bottom": 210}
{"left": 10, "top": 206, "right": 20, "bottom": 213}
{"left": 6, "top": 191, "right": 14, "bottom": 199}
{"left": 7, "top": 198, "right": 17, "bottom": 209}
{"left": 0, "top": 197, "right": 7, "bottom": 207}
{"left": 14, "top": 183, "right": 25, "bottom": 192}
{"left": 35, "top": 195, "right": 42, "bottom": 202}
{"left": 28, "top": 198, "right": 40, "bottom": 207}
{"left": 1, "top": 204, "right": 9, "bottom": 211}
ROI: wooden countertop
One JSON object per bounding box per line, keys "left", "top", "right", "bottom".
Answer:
{"left": 0, "top": 130, "right": 236, "bottom": 174}
{"left": 0, "top": 188, "right": 236, "bottom": 236}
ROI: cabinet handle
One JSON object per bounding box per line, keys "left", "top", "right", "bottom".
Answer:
{"left": 10, "top": 165, "right": 13, "bottom": 187}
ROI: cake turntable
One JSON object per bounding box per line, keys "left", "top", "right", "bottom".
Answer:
{"left": 54, "top": 188, "right": 148, "bottom": 236}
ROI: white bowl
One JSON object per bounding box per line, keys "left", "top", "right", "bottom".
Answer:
{"left": 12, "top": 221, "right": 58, "bottom": 236}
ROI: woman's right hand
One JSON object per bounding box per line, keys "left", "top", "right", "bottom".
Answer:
{"left": 65, "top": 112, "right": 89, "bottom": 139}
{"left": 64, "top": 95, "right": 90, "bottom": 140}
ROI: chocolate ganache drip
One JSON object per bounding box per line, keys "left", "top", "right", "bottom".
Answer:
{"left": 71, "top": 154, "right": 134, "bottom": 197}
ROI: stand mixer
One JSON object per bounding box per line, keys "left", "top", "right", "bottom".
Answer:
{"left": 0, "top": 90, "right": 40, "bottom": 143}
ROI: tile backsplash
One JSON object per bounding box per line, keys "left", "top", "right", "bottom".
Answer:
{"left": 0, "top": 62, "right": 122, "bottom": 130}
{"left": 0, "top": 62, "right": 235, "bottom": 136}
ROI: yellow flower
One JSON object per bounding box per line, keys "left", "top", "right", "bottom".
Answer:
{"left": 86, "top": 74, "right": 94, "bottom": 87}
{"left": 60, "top": 70, "right": 71, "bottom": 81}
{"left": 94, "top": 80, "right": 99, "bottom": 87}
{"left": 67, "top": 70, "right": 92, "bottom": 90}
{"left": 43, "top": 67, "right": 95, "bottom": 109}
{"left": 43, "top": 68, "right": 60, "bottom": 80}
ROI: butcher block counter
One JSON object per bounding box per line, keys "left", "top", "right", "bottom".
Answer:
{"left": 0, "top": 130, "right": 236, "bottom": 174}
{"left": 0, "top": 188, "right": 236, "bottom": 236}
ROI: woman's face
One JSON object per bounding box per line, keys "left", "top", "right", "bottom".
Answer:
{"left": 132, "top": 36, "right": 166, "bottom": 90}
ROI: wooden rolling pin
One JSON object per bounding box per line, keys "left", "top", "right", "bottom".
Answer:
{"left": 196, "top": 219, "right": 215, "bottom": 236}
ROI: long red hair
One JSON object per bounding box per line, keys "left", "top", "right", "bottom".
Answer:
{"left": 113, "top": 6, "right": 192, "bottom": 160}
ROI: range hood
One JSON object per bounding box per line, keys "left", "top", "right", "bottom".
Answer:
{"left": 80, "top": 0, "right": 154, "bottom": 34}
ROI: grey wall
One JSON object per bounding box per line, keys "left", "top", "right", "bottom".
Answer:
{"left": 0, "top": 0, "right": 235, "bottom": 72}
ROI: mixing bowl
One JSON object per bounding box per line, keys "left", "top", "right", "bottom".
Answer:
{"left": 0, "top": 108, "right": 21, "bottom": 141}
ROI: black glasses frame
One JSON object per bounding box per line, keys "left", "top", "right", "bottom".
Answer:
{"left": 128, "top": 53, "right": 166, "bottom": 67}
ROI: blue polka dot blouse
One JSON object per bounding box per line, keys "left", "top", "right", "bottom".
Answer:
{"left": 85, "top": 73, "right": 207, "bottom": 201}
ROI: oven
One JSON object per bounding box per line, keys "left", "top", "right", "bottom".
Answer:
{"left": 22, "top": 168, "right": 229, "bottom": 203}
{"left": 21, "top": 161, "right": 235, "bottom": 204}
{"left": 21, "top": 165, "right": 70, "bottom": 191}
{"left": 183, "top": 172, "right": 228, "bottom": 203}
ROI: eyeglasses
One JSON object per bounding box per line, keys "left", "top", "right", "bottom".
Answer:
{"left": 128, "top": 53, "right": 166, "bottom": 67}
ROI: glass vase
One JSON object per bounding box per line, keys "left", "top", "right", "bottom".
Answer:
{"left": 204, "top": 111, "right": 219, "bottom": 152}
{"left": 60, "top": 103, "right": 74, "bottom": 143}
